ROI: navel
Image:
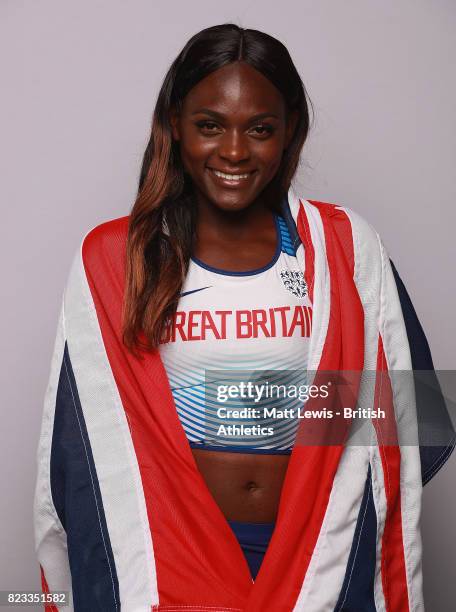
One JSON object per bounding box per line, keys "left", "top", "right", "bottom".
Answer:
{"left": 244, "top": 480, "right": 260, "bottom": 492}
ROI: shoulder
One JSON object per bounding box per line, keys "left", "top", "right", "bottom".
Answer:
{"left": 80, "top": 215, "right": 130, "bottom": 260}
{"left": 302, "top": 199, "right": 382, "bottom": 250}
{"left": 71, "top": 216, "right": 131, "bottom": 282}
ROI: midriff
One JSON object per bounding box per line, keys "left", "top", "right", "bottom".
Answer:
{"left": 191, "top": 448, "right": 291, "bottom": 523}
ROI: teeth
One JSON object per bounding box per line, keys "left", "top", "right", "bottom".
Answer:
{"left": 212, "top": 169, "right": 251, "bottom": 181}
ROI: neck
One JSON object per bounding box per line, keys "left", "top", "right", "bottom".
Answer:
{"left": 194, "top": 187, "right": 281, "bottom": 243}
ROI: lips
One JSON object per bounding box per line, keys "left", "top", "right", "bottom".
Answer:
{"left": 207, "top": 167, "right": 256, "bottom": 185}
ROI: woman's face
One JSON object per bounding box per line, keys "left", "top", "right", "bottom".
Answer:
{"left": 170, "top": 62, "right": 296, "bottom": 213}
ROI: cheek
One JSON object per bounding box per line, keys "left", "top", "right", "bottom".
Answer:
{"left": 179, "top": 133, "right": 215, "bottom": 168}
{"left": 254, "top": 141, "right": 285, "bottom": 177}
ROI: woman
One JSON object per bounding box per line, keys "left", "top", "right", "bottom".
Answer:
{"left": 34, "top": 24, "right": 454, "bottom": 611}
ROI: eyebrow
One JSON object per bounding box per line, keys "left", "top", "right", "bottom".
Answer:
{"left": 191, "top": 108, "right": 279, "bottom": 121}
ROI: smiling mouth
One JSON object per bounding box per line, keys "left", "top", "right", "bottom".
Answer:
{"left": 208, "top": 168, "right": 255, "bottom": 182}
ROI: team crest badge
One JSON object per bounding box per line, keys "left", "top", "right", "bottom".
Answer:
{"left": 280, "top": 270, "right": 308, "bottom": 298}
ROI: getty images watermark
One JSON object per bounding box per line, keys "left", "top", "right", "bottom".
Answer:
{"left": 198, "top": 369, "right": 456, "bottom": 447}
{"left": 215, "top": 379, "right": 384, "bottom": 420}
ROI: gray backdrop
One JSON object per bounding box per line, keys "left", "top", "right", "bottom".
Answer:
{"left": 1, "top": 1, "right": 454, "bottom": 609}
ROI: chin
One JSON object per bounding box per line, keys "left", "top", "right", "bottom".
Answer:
{"left": 210, "top": 194, "right": 255, "bottom": 212}
{"left": 203, "top": 185, "right": 261, "bottom": 210}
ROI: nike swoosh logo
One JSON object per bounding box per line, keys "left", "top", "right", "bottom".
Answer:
{"left": 179, "top": 286, "right": 212, "bottom": 298}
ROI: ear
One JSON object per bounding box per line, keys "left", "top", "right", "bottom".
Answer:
{"left": 285, "top": 110, "right": 298, "bottom": 149}
{"left": 169, "top": 108, "right": 181, "bottom": 141}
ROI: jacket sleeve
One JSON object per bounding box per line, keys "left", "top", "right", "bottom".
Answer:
{"left": 390, "top": 260, "right": 456, "bottom": 485}
{"left": 33, "top": 299, "right": 74, "bottom": 610}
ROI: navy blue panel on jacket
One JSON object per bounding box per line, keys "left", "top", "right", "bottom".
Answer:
{"left": 390, "top": 261, "right": 456, "bottom": 485}
{"left": 334, "top": 464, "right": 377, "bottom": 612}
{"left": 50, "top": 342, "right": 120, "bottom": 611}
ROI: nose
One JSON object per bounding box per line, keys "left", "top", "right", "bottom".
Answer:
{"left": 217, "top": 129, "right": 250, "bottom": 165}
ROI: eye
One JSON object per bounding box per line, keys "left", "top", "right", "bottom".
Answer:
{"left": 249, "top": 124, "right": 274, "bottom": 138}
{"left": 195, "top": 120, "right": 222, "bottom": 134}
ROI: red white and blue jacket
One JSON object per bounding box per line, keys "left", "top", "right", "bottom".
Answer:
{"left": 34, "top": 190, "right": 455, "bottom": 611}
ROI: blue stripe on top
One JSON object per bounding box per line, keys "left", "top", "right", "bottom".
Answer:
{"left": 277, "top": 215, "right": 296, "bottom": 256}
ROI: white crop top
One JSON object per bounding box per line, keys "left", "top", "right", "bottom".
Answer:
{"left": 158, "top": 214, "right": 313, "bottom": 453}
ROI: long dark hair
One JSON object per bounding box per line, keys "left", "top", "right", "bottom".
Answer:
{"left": 123, "top": 23, "right": 314, "bottom": 354}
